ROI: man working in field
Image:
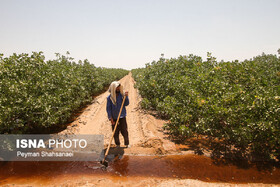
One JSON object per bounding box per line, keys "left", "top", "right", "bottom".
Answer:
{"left": 106, "top": 81, "right": 130, "bottom": 148}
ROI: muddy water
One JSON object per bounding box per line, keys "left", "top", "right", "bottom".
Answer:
{"left": 0, "top": 154, "right": 279, "bottom": 185}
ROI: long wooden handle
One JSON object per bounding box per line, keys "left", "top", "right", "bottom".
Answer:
{"left": 102, "top": 95, "right": 127, "bottom": 164}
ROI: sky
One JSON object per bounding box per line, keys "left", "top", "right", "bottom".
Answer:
{"left": 0, "top": 0, "right": 279, "bottom": 70}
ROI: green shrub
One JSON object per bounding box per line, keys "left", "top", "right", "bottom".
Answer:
{"left": 0, "top": 52, "right": 128, "bottom": 134}
{"left": 132, "top": 52, "right": 280, "bottom": 159}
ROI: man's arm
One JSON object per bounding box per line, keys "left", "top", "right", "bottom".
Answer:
{"left": 124, "top": 91, "right": 129, "bottom": 106}
{"left": 106, "top": 97, "right": 115, "bottom": 125}
{"left": 124, "top": 96, "right": 129, "bottom": 106}
{"left": 106, "top": 97, "right": 112, "bottom": 120}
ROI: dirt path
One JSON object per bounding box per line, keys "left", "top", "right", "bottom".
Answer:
{"left": 59, "top": 72, "right": 178, "bottom": 156}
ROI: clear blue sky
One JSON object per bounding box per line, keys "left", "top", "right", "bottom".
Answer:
{"left": 0, "top": 0, "right": 279, "bottom": 70}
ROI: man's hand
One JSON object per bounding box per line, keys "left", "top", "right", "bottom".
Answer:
{"left": 125, "top": 91, "right": 128, "bottom": 96}
{"left": 111, "top": 118, "right": 115, "bottom": 125}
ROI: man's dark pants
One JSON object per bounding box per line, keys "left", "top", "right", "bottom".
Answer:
{"left": 111, "top": 117, "right": 129, "bottom": 146}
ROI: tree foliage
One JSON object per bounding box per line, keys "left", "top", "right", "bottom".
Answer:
{"left": 132, "top": 52, "right": 280, "bottom": 160}
{"left": 0, "top": 52, "right": 128, "bottom": 134}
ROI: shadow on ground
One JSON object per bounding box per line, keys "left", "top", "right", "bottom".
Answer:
{"left": 100, "top": 146, "right": 125, "bottom": 162}
{"left": 170, "top": 135, "right": 280, "bottom": 172}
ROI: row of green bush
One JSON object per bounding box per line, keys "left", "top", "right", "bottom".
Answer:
{"left": 0, "top": 52, "right": 128, "bottom": 134}
{"left": 132, "top": 52, "right": 280, "bottom": 160}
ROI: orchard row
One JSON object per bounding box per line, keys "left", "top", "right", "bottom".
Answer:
{"left": 132, "top": 52, "right": 280, "bottom": 160}
{"left": 0, "top": 52, "right": 128, "bottom": 134}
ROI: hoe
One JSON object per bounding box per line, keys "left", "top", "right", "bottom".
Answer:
{"left": 100, "top": 95, "right": 127, "bottom": 167}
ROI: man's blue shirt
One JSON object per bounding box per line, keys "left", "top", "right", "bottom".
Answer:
{"left": 106, "top": 94, "right": 129, "bottom": 120}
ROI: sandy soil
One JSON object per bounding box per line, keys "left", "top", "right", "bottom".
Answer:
{"left": 41, "top": 176, "right": 277, "bottom": 187}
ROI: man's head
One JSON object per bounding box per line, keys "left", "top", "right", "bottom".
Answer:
{"left": 108, "top": 81, "right": 124, "bottom": 105}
